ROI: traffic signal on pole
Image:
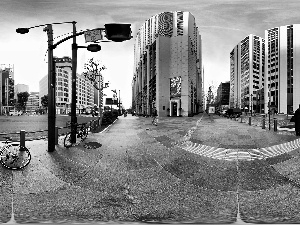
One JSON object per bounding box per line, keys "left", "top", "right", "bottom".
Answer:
{"left": 104, "top": 24, "right": 132, "bottom": 42}
{"left": 87, "top": 44, "right": 101, "bottom": 52}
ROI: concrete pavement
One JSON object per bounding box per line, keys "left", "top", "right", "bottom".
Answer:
{"left": 0, "top": 113, "right": 300, "bottom": 223}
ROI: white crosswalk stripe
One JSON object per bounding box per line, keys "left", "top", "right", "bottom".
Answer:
{"left": 176, "top": 114, "right": 300, "bottom": 161}
{"left": 179, "top": 138, "right": 300, "bottom": 161}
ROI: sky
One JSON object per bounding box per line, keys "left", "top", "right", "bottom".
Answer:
{"left": 1, "top": 0, "right": 300, "bottom": 109}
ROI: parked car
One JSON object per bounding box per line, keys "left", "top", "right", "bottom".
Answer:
{"left": 225, "top": 108, "right": 242, "bottom": 118}
{"left": 9, "top": 111, "right": 22, "bottom": 116}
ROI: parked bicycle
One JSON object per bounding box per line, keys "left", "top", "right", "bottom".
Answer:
{"left": 0, "top": 137, "right": 31, "bottom": 170}
{"left": 64, "top": 122, "right": 88, "bottom": 148}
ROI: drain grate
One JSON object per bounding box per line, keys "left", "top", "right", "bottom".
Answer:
{"left": 83, "top": 142, "right": 102, "bottom": 149}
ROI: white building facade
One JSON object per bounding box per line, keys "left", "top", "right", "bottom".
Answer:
{"left": 39, "top": 56, "right": 95, "bottom": 114}
{"left": 230, "top": 34, "right": 265, "bottom": 113}
{"left": 132, "top": 11, "right": 203, "bottom": 117}
{"left": 264, "top": 24, "right": 300, "bottom": 114}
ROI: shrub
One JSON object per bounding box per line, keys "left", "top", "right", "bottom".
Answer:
{"left": 101, "top": 110, "right": 118, "bottom": 126}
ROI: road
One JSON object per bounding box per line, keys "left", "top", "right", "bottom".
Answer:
{"left": 0, "top": 113, "right": 300, "bottom": 224}
{"left": 0, "top": 114, "right": 98, "bottom": 141}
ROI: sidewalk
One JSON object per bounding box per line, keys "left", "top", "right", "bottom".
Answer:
{"left": 1, "top": 113, "right": 300, "bottom": 223}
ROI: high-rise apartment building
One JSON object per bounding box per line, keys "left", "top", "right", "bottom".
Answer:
{"left": 132, "top": 11, "right": 203, "bottom": 117}
{"left": 264, "top": 24, "right": 300, "bottom": 114}
{"left": 39, "top": 56, "right": 95, "bottom": 114}
{"left": 230, "top": 34, "right": 265, "bottom": 113}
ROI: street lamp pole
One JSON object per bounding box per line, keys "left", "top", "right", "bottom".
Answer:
{"left": 45, "top": 24, "right": 56, "bottom": 152}
{"left": 71, "top": 21, "right": 77, "bottom": 143}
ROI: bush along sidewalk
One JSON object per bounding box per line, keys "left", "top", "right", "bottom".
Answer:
{"left": 90, "top": 109, "right": 119, "bottom": 133}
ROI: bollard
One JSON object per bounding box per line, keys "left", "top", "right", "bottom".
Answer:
{"left": 55, "top": 126, "right": 58, "bottom": 145}
{"left": 20, "top": 130, "right": 25, "bottom": 150}
{"left": 274, "top": 118, "right": 277, "bottom": 132}
{"left": 249, "top": 117, "right": 251, "bottom": 126}
{"left": 240, "top": 116, "right": 243, "bottom": 123}
{"left": 262, "top": 115, "right": 265, "bottom": 129}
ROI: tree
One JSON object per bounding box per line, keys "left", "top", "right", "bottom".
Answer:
{"left": 41, "top": 95, "right": 48, "bottom": 113}
{"left": 82, "top": 58, "right": 106, "bottom": 90}
{"left": 17, "top": 91, "right": 29, "bottom": 111}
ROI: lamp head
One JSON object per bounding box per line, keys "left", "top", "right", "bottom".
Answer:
{"left": 16, "top": 28, "right": 29, "bottom": 34}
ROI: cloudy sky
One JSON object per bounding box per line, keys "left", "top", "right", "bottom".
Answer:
{"left": 1, "top": 0, "right": 300, "bottom": 108}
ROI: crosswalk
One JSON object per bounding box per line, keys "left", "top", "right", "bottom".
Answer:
{"left": 179, "top": 138, "right": 300, "bottom": 161}
{"left": 177, "top": 114, "right": 300, "bottom": 161}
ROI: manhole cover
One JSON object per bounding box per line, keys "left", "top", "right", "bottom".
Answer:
{"left": 83, "top": 142, "right": 102, "bottom": 149}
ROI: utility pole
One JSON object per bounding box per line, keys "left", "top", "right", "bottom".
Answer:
{"left": 71, "top": 21, "right": 77, "bottom": 143}
{"left": 119, "top": 89, "right": 121, "bottom": 115}
{"left": 45, "top": 24, "right": 56, "bottom": 152}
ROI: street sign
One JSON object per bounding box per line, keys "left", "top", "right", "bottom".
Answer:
{"left": 84, "top": 29, "right": 103, "bottom": 43}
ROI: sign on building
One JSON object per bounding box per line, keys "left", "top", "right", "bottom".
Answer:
{"left": 208, "top": 106, "right": 215, "bottom": 114}
{"left": 84, "top": 29, "right": 103, "bottom": 43}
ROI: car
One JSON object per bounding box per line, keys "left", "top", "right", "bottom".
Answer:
{"left": 9, "top": 111, "right": 22, "bottom": 116}
{"left": 225, "top": 108, "right": 242, "bottom": 118}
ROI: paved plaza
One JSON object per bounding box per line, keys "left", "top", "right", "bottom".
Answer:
{"left": 1, "top": 113, "right": 300, "bottom": 224}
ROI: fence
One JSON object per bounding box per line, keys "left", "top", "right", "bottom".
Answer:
{"left": 0, "top": 118, "right": 101, "bottom": 148}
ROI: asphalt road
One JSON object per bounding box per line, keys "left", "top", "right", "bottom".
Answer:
{"left": 0, "top": 114, "right": 98, "bottom": 141}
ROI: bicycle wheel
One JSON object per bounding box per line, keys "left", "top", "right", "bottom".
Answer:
{"left": 0, "top": 145, "right": 31, "bottom": 170}
{"left": 64, "top": 132, "right": 73, "bottom": 148}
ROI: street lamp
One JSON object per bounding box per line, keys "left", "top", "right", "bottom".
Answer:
{"left": 16, "top": 21, "right": 102, "bottom": 151}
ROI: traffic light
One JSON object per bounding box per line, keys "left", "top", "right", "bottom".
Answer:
{"left": 87, "top": 44, "right": 101, "bottom": 52}
{"left": 104, "top": 23, "right": 132, "bottom": 42}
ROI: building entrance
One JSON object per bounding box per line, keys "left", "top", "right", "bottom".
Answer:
{"left": 172, "top": 102, "right": 177, "bottom": 116}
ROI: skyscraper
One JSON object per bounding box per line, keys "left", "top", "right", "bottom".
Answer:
{"left": 132, "top": 11, "right": 203, "bottom": 117}
{"left": 264, "top": 24, "right": 300, "bottom": 114}
{"left": 230, "top": 34, "right": 265, "bottom": 113}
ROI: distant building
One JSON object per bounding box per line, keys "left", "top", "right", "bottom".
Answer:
{"left": 230, "top": 34, "right": 265, "bottom": 113}
{"left": 14, "top": 83, "right": 29, "bottom": 99}
{"left": 26, "top": 92, "right": 39, "bottom": 112}
{"left": 39, "top": 56, "right": 95, "bottom": 114}
{"left": 264, "top": 24, "right": 300, "bottom": 114}
{"left": 0, "top": 66, "right": 14, "bottom": 115}
{"left": 132, "top": 11, "right": 203, "bottom": 117}
{"left": 216, "top": 82, "right": 230, "bottom": 110}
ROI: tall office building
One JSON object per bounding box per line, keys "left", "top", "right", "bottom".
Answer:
{"left": 216, "top": 81, "right": 230, "bottom": 110}
{"left": 39, "top": 56, "right": 95, "bottom": 114}
{"left": 264, "top": 24, "right": 300, "bottom": 114}
{"left": 0, "top": 65, "right": 14, "bottom": 114}
{"left": 132, "top": 11, "right": 203, "bottom": 117}
{"left": 230, "top": 34, "right": 265, "bottom": 113}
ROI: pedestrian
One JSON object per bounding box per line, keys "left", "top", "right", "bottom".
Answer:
{"left": 294, "top": 104, "right": 300, "bottom": 136}
{"left": 152, "top": 108, "right": 158, "bottom": 126}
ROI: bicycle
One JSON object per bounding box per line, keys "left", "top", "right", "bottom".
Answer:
{"left": 0, "top": 137, "right": 31, "bottom": 170}
{"left": 64, "top": 123, "right": 88, "bottom": 148}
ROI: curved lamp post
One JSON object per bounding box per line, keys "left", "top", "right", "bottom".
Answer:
{"left": 16, "top": 21, "right": 102, "bottom": 151}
